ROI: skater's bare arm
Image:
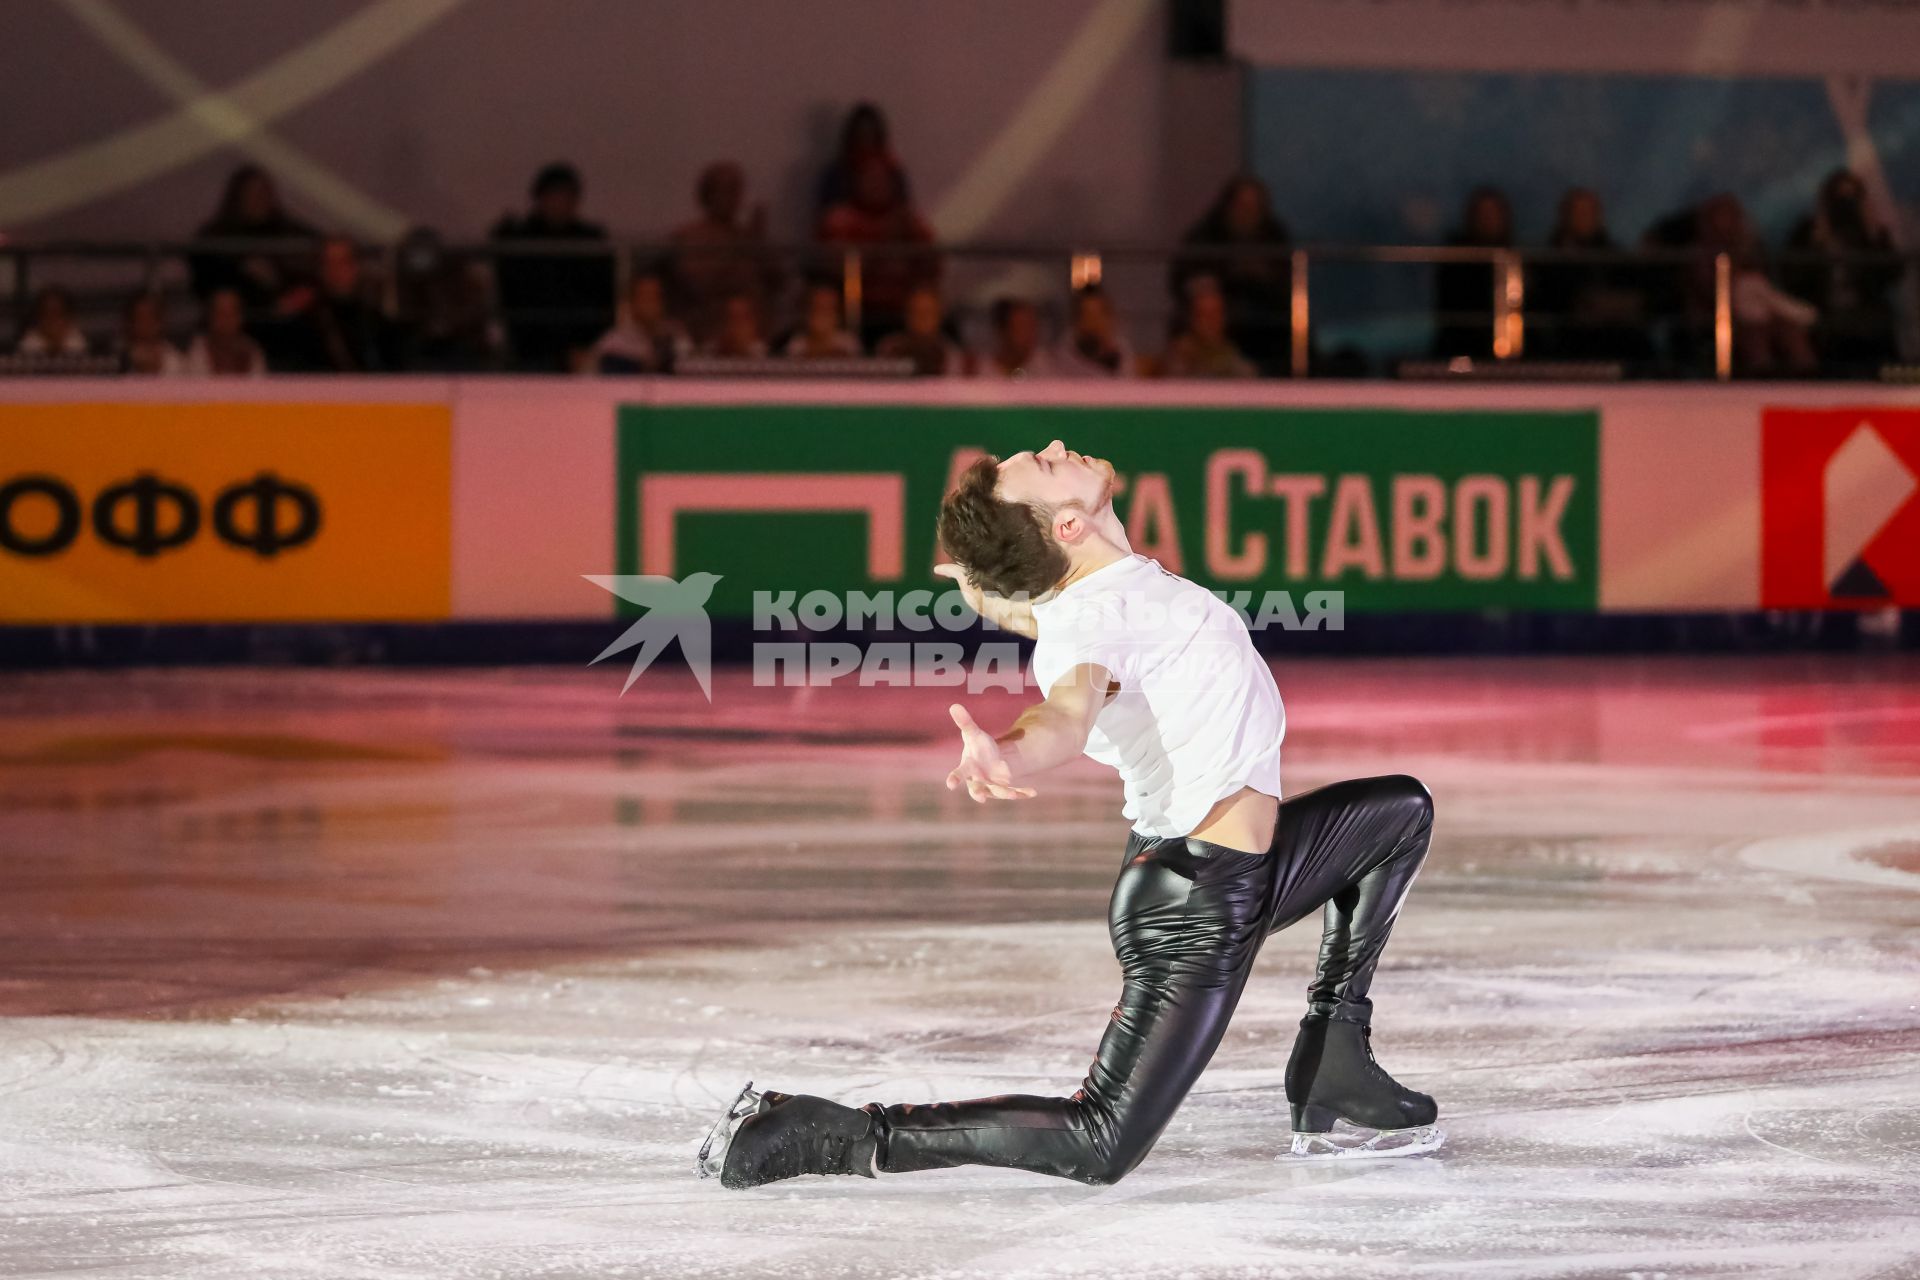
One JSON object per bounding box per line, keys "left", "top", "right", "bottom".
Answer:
{"left": 945, "top": 665, "right": 1110, "bottom": 802}
{"left": 935, "top": 562, "right": 1037, "bottom": 639}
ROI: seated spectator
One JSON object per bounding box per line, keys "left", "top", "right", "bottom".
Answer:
{"left": 591, "top": 268, "right": 698, "bottom": 372}
{"left": 1532, "top": 188, "right": 1651, "bottom": 363}
{"left": 876, "top": 284, "right": 967, "bottom": 376}
{"left": 119, "top": 293, "right": 184, "bottom": 375}
{"left": 188, "top": 164, "right": 318, "bottom": 312}
{"left": 670, "top": 161, "right": 780, "bottom": 347}
{"left": 586, "top": 271, "right": 692, "bottom": 374}
{"left": 1163, "top": 279, "right": 1255, "bottom": 378}
{"left": 817, "top": 156, "right": 938, "bottom": 348}
{"left": 1433, "top": 187, "right": 1513, "bottom": 360}
{"left": 491, "top": 162, "right": 614, "bottom": 371}
{"left": 1641, "top": 198, "right": 1711, "bottom": 363}
{"left": 1695, "top": 193, "right": 1817, "bottom": 376}
{"left": 783, "top": 282, "right": 862, "bottom": 359}
{"left": 816, "top": 101, "right": 912, "bottom": 217}
{"left": 1786, "top": 169, "right": 1900, "bottom": 375}
{"left": 1054, "top": 285, "right": 1136, "bottom": 378}
{"left": 184, "top": 288, "right": 266, "bottom": 376}
{"left": 1171, "top": 174, "right": 1291, "bottom": 372}
{"left": 702, "top": 294, "right": 769, "bottom": 358}
{"left": 284, "top": 236, "right": 405, "bottom": 372}
{"left": 1640, "top": 192, "right": 1815, "bottom": 373}
{"left": 394, "top": 227, "right": 497, "bottom": 372}
{"left": 982, "top": 297, "right": 1055, "bottom": 378}
{"left": 14, "top": 287, "right": 89, "bottom": 356}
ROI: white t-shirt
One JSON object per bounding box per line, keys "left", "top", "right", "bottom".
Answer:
{"left": 1029, "top": 554, "right": 1284, "bottom": 838}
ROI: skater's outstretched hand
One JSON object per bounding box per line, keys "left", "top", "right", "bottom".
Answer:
{"left": 935, "top": 563, "right": 1037, "bottom": 639}
{"left": 945, "top": 668, "right": 1109, "bottom": 802}
{"left": 946, "top": 704, "right": 1037, "bottom": 803}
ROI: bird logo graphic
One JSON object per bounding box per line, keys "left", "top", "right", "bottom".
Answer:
{"left": 582, "top": 572, "right": 722, "bottom": 700}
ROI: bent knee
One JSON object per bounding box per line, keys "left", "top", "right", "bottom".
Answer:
{"left": 1078, "top": 1145, "right": 1150, "bottom": 1186}
{"left": 1375, "top": 774, "right": 1434, "bottom": 835}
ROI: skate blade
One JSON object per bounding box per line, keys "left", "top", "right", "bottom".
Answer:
{"left": 1282, "top": 1123, "right": 1445, "bottom": 1161}
{"left": 695, "top": 1081, "right": 763, "bottom": 1180}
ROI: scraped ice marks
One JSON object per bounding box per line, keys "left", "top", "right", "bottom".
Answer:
{"left": 1737, "top": 822, "right": 1920, "bottom": 891}
{"left": 1744, "top": 1099, "right": 1920, "bottom": 1173}
{"left": 0, "top": 1036, "right": 88, "bottom": 1102}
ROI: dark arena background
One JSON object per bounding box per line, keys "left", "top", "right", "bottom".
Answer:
{"left": 2, "top": 3, "right": 1918, "bottom": 1277}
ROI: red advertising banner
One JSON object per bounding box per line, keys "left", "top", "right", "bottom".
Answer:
{"left": 1762, "top": 407, "right": 1920, "bottom": 608}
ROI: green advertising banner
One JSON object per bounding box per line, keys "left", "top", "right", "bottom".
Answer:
{"left": 617, "top": 405, "right": 1599, "bottom": 617}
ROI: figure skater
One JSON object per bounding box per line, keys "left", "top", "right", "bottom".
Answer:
{"left": 702, "top": 439, "right": 1440, "bottom": 1188}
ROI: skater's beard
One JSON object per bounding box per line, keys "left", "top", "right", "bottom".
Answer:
{"left": 1087, "top": 456, "right": 1117, "bottom": 515}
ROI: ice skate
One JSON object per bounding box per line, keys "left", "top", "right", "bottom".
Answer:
{"left": 694, "top": 1081, "right": 765, "bottom": 1180}
{"left": 1282, "top": 1011, "right": 1444, "bottom": 1161}
{"left": 697, "top": 1083, "right": 879, "bottom": 1189}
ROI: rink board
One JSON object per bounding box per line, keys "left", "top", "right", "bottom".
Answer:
{"left": 0, "top": 378, "right": 1915, "bottom": 623}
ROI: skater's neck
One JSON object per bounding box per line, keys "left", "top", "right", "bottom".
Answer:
{"left": 1050, "top": 538, "right": 1131, "bottom": 595}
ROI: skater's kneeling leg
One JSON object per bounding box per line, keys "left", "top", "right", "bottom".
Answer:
{"left": 870, "top": 968, "right": 1235, "bottom": 1185}
{"left": 873, "top": 837, "right": 1272, "bottom": 1185}
{"left": 872, "top": 1092, "right": 1134, "bottom": 1185}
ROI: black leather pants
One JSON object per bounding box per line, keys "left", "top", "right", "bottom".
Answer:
{"left": 870, "top": 774, "right": 1433, "bottom": 1184}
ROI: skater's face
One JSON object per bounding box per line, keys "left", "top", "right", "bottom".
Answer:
{"left": 996, "top": 440, "right": 1116, "bottom": 545}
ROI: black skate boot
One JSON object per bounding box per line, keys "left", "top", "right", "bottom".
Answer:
{"left": 696, "top": 1082, "right": 879, "bottom": 1189}
{"left": 1284, "top": 1007, "right": 1443, "bottom": 1159}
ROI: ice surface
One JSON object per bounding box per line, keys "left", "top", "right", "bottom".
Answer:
{"left": 0, "top": 658, "right": 1917, "bottom": 1278}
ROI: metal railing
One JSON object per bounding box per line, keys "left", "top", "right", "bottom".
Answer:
{"left": 2, "top": 237, "right": 1914, "bottom": 380}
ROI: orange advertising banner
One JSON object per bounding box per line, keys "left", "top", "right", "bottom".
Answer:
{"left": 0, "top": 402, "right": 450, "bottom": 622}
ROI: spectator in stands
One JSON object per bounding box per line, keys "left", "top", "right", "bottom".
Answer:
{"left": 703, "top": 294, "right": 769, "bottom": 359}
{"left": 876, "top": 284, "right": 967, "bottom": 376}
{"left": 119, "top": 293, "right": 184, "bottom": 375}
{"left": 1641, "top": 192, "right": 1814, "bottom": 374}
{"left": 586, "top": 270, "right": 692, "bottom": 374}
{"left": 1171, "top": 174, "right": 1291, "bottom": 372}
{"left": 284, "top": 236, "right": 405, "bottom": 372}
{"left": 184, "top": 288, "right": 266, "bottom": 376}
{"left": 1641, "top": 197, "right": 1711, "bottom": 365}
{"left": 14, "top": 287, "right": 89, "bottom": 357}
{"left": 782, "top": 282, "right": 862, "bottom": 359}
{"left": 188, "top": 164, "right": 318, "bottom": 312}
{"left": 1786, "top": 169, "right": 1901, "bottom": 375}
{"left": 1700, "top": 193, "right": 1818, "bottom": 376}
{"left": 394, "top": 227, "right": 497, "bottom": 372}
{"left": 669, "top": 161, "right": 780, "bottom": 347}
{"left": 1163, "top": 279, "right": 1255, "bottom": 379}
{"left": 983, "top": 297, "right": 1054, "bottom": 378}
{"left": 491, "top": 162, "right": 615, "bottom": 371}
{"left": 816, "top": 101, "right": 912, "bottom": 216}
{"left": 1433, "top": 186, "right": 1513, "bottom": 360}
{"left": 1055, "top": 285, "right": 1136, "bottom": 378}
{"left": 1531, "top": 188, "right": 1651, "bottom": 364}
{"left": 817, "top": 155, "right": 938, "bottom": 348}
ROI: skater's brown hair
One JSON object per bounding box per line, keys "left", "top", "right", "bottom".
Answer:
{"left": 937, "top": 456, "right": 1071, "bottom": 600}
